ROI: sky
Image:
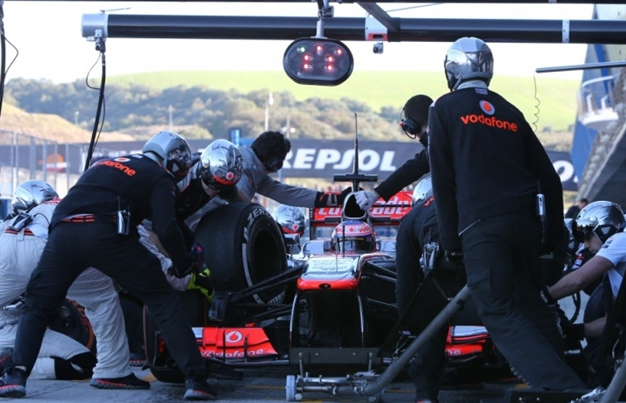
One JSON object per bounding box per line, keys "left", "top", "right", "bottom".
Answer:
{"left": 3, "top": 1, "right": 595, "bottom": 84}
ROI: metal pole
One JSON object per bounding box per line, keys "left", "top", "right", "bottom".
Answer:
{"left": 362, "top": 285, "right": 472, "bottom": 396}
{"left": 42, "top": 140, "right": 47, "bottom": 183}
{"left": 83, "top": 14, "right": 626, "bottom": 44}
{"left": 66, "top": 143, "right": 70, "bottom": 194}
{"left": 599, "top": 359, "right": 626, "bottom": 403}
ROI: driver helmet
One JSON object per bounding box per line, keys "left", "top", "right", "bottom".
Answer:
{"left": 331, "top": 220, "right": 377, "bottom": 253}
{"left": 412, "top": 174, "right": 433, "bottom": 206}
{"left": 197, "top": 139, "right": 244, "bottom": 191}
{"left": 444, "top": 37, "right": 494, "bottom": 90}
{"left": 273, "top": 204, "right": 306, "bottom": 237}
{"left": 572, "top": 201, "right": 625, "bottom": 244}
{"left": 142, "top": 130, "right": 192, "bottom": 183}
{"left": 11, "top": 180, "right": 58, "bottom": 214}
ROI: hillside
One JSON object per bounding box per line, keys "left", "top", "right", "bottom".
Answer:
{"left": 107, "top": 70, "right": 581, "bottom": 133}
{"left": 0, "top": 104, "right": 135, "bottom": 143}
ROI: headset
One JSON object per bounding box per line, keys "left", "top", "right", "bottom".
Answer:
{"left": 264, "top": 157, "right": 284, "bottom": 173}
{"left": 399, "top": 108, "right": 422, "bottom": 140}
{"left": 263, "top": 135, "right": 290, "bottom": 173}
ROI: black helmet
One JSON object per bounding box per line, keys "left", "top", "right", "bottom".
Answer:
{"left": 197, "top": 139, "right": 244, "bottom": 191}
{"left": 412, "top": 174, "right": 433, "bottom": 206}
{"left": 444, "top": 37, "right": 494, "bottom": 90}
{"left": 273, "top": 204, "right": 306, "bottom": 237}
{"left": 142, "top": 131, "right": 192, "bottom": 183}
{"left": 11, "top": 180, "right": 58, "bottom": 214}
{"left": 572, "top": 201, "right": 625, "bottom": 244}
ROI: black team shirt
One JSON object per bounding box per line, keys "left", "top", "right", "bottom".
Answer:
{"left": 428, "top": 87, "right": 564, "bottom": 253}
{"left": 51, "top": 154, "right": 190, "bottom": 270}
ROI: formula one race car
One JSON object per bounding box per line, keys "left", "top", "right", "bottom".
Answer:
{"left": 142, "top": 145, "right": 512, "bottom": 401}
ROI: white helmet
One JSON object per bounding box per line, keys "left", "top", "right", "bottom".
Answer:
{"left": 142, "top": 131, "right": 192, "bottom": 183}
{"left": 197, "top": 139, "right": 244, "bottom": 191}
{"left": 11, "top": 180, "right": 58, "bottom": 214}
{"left": 572, "top": 201, "right": 625, "bottom": 244}
{"left": 412, "top": 174, "right": 433, "bottom": 206}
{"left": 444, "top": 37, "right": 494, "bottom": 90}
{"left": 273, "top": 204, "right": 306, "bottom": 237}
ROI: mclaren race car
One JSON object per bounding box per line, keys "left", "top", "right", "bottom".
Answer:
{"left": 142, "top": 186, "right": 513, "bottom": 401}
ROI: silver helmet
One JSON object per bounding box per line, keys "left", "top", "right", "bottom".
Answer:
{"left": 197, "top": 139, "right": 244, "bottom": 191}
{"left": 273, "top": 204, "right": 306, "bottom": 237}
{"left": 572, "top": 201, "right": 625, "bottom": 244}
{"left": 142, "top": 131, "right": 192, "bottom": 183}
{"left": 412, "top": 174, "right": 433, "bottom": 206}
{"left": 444, "top": 37, "right": 494, "bottom": 90}
{"left": 11, "top": 180, "right": 58, "bottom": 214}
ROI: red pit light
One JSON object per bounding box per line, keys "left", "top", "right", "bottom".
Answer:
{"left": 283, "top": 37, "right": 354, "bottom": 86}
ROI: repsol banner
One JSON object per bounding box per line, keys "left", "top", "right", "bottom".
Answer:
{"left": 70, "top": 139, "right": 578, "bottom": 191}
{"left": 276, "top": 140, "right": 578, "bottom": 191}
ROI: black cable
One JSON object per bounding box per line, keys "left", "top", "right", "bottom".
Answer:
{"left": 84, "top": 42, "right": 106, "bottom": 172}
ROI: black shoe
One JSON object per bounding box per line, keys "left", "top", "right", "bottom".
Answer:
{"left": 184, "top": 377, "right": 217, "bottom": 401}
{"left": 0, "top": 367, "right": 27, "bottom": 398}
{"left": 0, "top": 350, "right": 13, "bottom": 376}
{"left": 129, "top": 349, "right": 146, "bottom": 367}
{"left": 89, "top": 373, "right": 151, "bottom": 390}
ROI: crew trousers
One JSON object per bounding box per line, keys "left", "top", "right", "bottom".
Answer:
{"left": 10, "top": 222, "right": 206, "bottom": 379}
{"left": 461, "top": 210, "right": 586, "bottom": 390}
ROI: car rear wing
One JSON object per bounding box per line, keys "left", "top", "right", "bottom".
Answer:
{"left": 308, "top": 190, "right": 413, "bottom": 240}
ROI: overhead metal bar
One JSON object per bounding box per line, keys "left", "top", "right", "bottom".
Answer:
{"left": 82, "top": 14, "right": 626, "bottom": 44}
{"left": 28, "top": 0, "right": 626, "bottom": 3}
{"left": 537, "top": 60, "right": 626, "bottom": 73}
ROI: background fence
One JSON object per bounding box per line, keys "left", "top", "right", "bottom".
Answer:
{"left": 0, "top": 130, "right": 122, "bottom": 199}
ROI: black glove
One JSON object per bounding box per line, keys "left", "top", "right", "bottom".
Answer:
{"left": 187, "top": 268, "right": 214, "bottom": 300}
{"left": 336, "top": 187, "right": 352, "bottom": 206}
{"left": 444, "top": 249, "right": 464, "bottom": 270}
{"left": 539, "top": 284, "right": 557, "bottom": 305}
{"left": 561, "top": 320, "right": 585, "bottom": 340}
{"left": 314, "top": 192, "right": 337, "bottom": 207}
{"left": 168, "top": 242, "right": 205, "bottom": 278}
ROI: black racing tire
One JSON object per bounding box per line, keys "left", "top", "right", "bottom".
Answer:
{"left": 50, "top": 299, "right": 96, "bottom": 353}
{"left": 143, "top": 305, "right": 185, "bottom": 384}
{"left": 195, "top": 202, "right": 288, "bottom": 305}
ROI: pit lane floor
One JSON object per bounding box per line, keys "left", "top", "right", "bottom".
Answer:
{"left": 4, "top": 295, "right": 584, "bottom": 402}
{"left": 6, "top": 366, "right": 519, "bottom": 403}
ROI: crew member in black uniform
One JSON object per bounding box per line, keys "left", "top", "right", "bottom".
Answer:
{"left": 428, "top": 37, "right": 587, "bottom": 392}
{"left": 353, "top": 94, "right": 433, "bottom": 211}
{"left": 396, "top": 175, "right": 454, "bottom": 403}
{"left": 125, "top": 138, "right": 246, "bottom": 368}
{"left": 0, "top": 131, "right": 218, "bottom": 401}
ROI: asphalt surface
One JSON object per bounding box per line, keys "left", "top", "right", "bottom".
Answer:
{"left": 10, "top": 366, "right": 519, "bottom": 403}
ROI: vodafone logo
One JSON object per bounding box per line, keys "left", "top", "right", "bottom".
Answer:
{"left": 225, "top": 331, "right": 243, "bottom": 343}
{"left": 225, "top": 172, "right": 234, "bottom": 181}
{"left": 114, "top": 157, "right": 131, "bottom": 162}
{"left": 479, "top": 100, "right": 495, "bottom": 115}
